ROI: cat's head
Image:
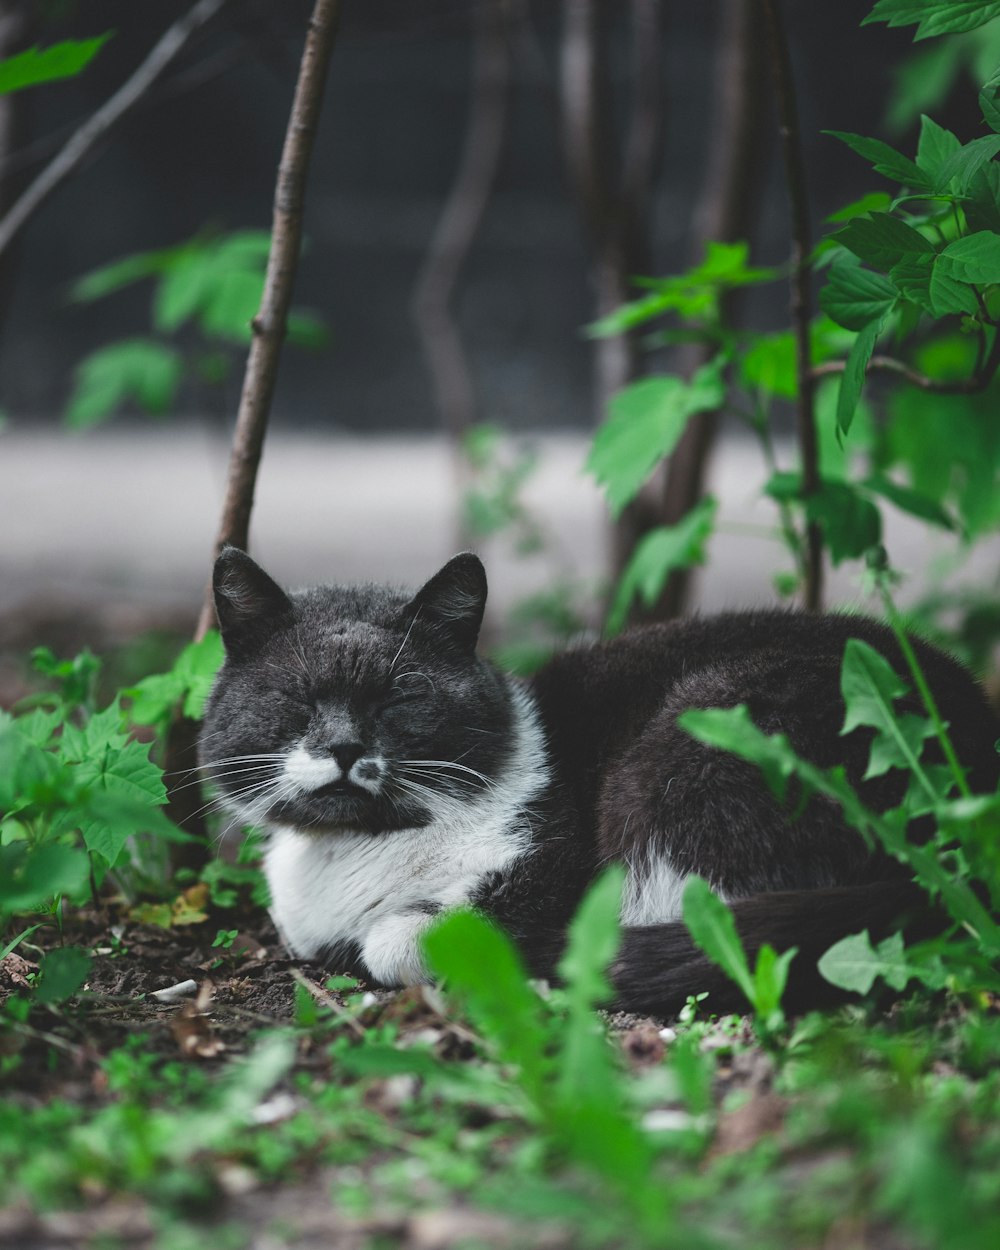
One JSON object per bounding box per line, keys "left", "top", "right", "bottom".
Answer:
{"left": 198, "top": 549, "right": 513, "bottom": 835}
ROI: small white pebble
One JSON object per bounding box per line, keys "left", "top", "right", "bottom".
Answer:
{"left": 251, "top": 1092, "right": 300, "bottom": 1126}
{"left": 642, "top": 1108, "right": 695, "bottom": 1133}
{"left": 151, "top": 979, "right": 198, "bottom": 1003}
{"left": 658, "top": 1027, "right": 677, "bottom": 1043}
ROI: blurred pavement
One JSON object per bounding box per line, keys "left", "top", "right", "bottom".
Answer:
{"left": 2, "top": 422, "right": 996, "bottom": 638}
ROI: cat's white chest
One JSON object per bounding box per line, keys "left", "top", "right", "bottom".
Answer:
{"left": 265, "top": 815, "right": 530, "bottom": 984}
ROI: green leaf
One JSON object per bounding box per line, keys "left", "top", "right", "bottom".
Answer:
{"left": 826, "top": 131, "right": 931, "bottom": 189}
{"left": 752, "top": 944, "right": 797, "bottom": 1021}
{"left": 864, "top": 1, "right": 1000, "bottom": 40}
{"left": 820, "top": 261, "right": 897, "bottom": 331}
{"left": 65, "top": 339, "right": 183, "bottom": 427}
{"left": 826, "top": 191, "right": 894, "bottom": 223}
{"left": 937, "top": 230, "right": 1000, "bottom": 284}
{"left": 840, "top": 638, "right": 937, "bottom": 781}
{"left": 928, "top": 258, "right": 981, "bottom": 316}
{"left": 557, "top": 866, "right": 624, "bottom": 1006}
{"left": 806, "top": 482, "right": 882, "bottom": 564}
{"left": 862, "top": 475, "right": 957, "bottom": 530}
{"left": 833, "top": 213, "right": 934, "bottom": 269}
{"left": 35, "top": 947, "right": 91, "bottom": 1006}
{"left": 0, "top": 34, "right": 110, "bottom": 95}
{"left": 0, "top": 842, "right": 90, "bottom": 917}
{"left": 934, "top": 134, "right": 1000, "bottom": 192}
{"left": 585, "top": 358, "right": 725, "bottom": 516}
{"left": 126, "top": 632, "right": 224, "bottom": 724}
{"left": 679, "top": 704, "right": 799, "bottom": 804}
{"left": 981, "top": 64, "right": 1000, "bottom": 133}
{"left": 605, "top": 497, "right": 717, "bottom": 633}
{"left": 423, "top": 909, "right": 549, "bottom": 1107}
{"left": 816, "top": 929, "right": 939, "bottom": 995}
{"left": 70, "top": 246, "right": 178, "bottom": 304}
{"left": 889, "top": 253, "right": 936, "bottom": 312}
{"left": 916, "top": 114, "right": 961, "bottom": 181}
{"left": 837, "top": 316, "right": 887, "bottom": 436}
{"left": 963, "top": 160, "right": 1000, "bottom": 231}
{"left": 681, "top": 876, "right": 756, "bottom": 1008}
{"left": 585, "top": 242, "right": 775, "bottom": 336}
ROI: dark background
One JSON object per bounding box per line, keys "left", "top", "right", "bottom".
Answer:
{"left": 0, "top": 1, "right": 976, "bottom": 432}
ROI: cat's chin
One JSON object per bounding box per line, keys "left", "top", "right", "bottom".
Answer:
{"left": 267, "top": 792, "right": 431, "bottom": 837}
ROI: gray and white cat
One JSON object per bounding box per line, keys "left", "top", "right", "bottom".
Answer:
{"left": 198, "top": 548, "right": 999, "bottom": 1015}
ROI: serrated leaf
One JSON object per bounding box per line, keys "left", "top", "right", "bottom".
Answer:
{"left": 840, "top": 638, "right": 936, "bottom": 782}
{"left": 586, "top": 358, "right": 725, "bottom": 516}
{"left": 820, "top": 261, "right": 897, "bottom": 330}
{"left": 928, "top": 258, "right": 981, "bottom": 315}
{"left": 605, "top": 498, "right": 717, "bottom": 633}
{"left": 127, "top": 631, "right": 224, "bottom": 724}
{"left": 818, "top": 929, "right": 936, "bottom": 995}
{"left": 837, "top": 316, "right": 887, "bottom": 436}
{"left": 65, "top": 339, "right": 182, "bottom": 427}
{"left": 826, "top": 131, "right": 931, "bottom": 190}
{"left": 864, "top": 1, "right": 1000, "bottom": 40}
{"left": 833, "top": 212, "right": 934, "bottom": 269}
{"left": 935, "top": 134, "right": 1000, "bottom": 192}
{"left": 981, "top": 65, "right": 1000, "bottom": 133}
{"left": 0, "top": 34, "right": 110, "bottom": 94}
{"left": 938, "top": 230, "right": 1000, "bottom": 284}
{"left": 916, "top": 114, "right": 961, "bottom": 180}
{"left": 681, "top": 876, "right": 756, "bottom": 1007}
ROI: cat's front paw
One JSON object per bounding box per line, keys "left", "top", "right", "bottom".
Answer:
{"left": 361, "top": 911, "right": 435, "bottom": 986}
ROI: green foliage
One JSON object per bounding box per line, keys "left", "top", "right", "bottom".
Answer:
{"left": 681, "top": 606, "right": 1000, "bottom": 1002}
{"left": 0, "top": 34, "right": 110, "bottom": 95}
{"left": 0, "top": 648, "right": 192, "bottom": 946}
{"left": 125, "top": 631, "right": 224, "bottom": 726}
{"left": 424, "top": 869, "right": 675, "bottom": 1241}
{"left": 681, "top": 876, "right": 796, "bottom": 1034}
{"left": 606, "top": 497, "right": 717, "bottom": 633}
{"left": 586, "top": 357, "right": 726, "bottom": 517}
{"left": 65, "top": 231, "right": 328, "bottom": 426}
{"left": 66, "top": 339, "right": 183, "bottom": 428}
{"left": 864, "top": 1, "right": 1000, "bottom": 40}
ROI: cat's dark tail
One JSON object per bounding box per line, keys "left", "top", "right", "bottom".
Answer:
{"left": 610, "top": 878, "right": 934, "bottom": 1019}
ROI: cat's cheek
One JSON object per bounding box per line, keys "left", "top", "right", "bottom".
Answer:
{"left": 360, "top": 912, "right": 434, "bottom": 986}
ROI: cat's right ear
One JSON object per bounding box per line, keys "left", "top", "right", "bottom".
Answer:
{"left": 213, "top": 547, "right": 293, "bottom": 655}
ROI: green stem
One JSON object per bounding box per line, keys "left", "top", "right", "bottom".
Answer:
{"left": 877, "top": 579, "right": 973, "bottom": 800}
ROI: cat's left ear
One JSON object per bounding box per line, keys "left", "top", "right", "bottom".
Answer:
{"left": 403, "top": 553, "right": 487, "bottom": 652}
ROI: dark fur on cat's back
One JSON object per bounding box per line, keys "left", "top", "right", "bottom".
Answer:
{"left": 199, "top": 548, "right": 1000, "bottom": 1016}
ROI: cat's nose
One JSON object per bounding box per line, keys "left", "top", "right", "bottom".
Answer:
{"left": 329, "top": 742, "right": 365, "bottom": 772}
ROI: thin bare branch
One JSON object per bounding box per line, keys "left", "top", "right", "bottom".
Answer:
{"left": 412, "top": 0, "right": 511, "bottom": 448}
{"left": 760, "top": 0, "right": 823, "bottom": 612}
{"left": 195, "top": 0, "right": 341, "bottom": 641}
{"left": 0, "top": 0, "right": 232, "bottom": 264}
{"left": 812, "top": 340, "right": 1000, "bottom": 394}
{"left": 653, "top": 0, "right": 766, "bottom": 619}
